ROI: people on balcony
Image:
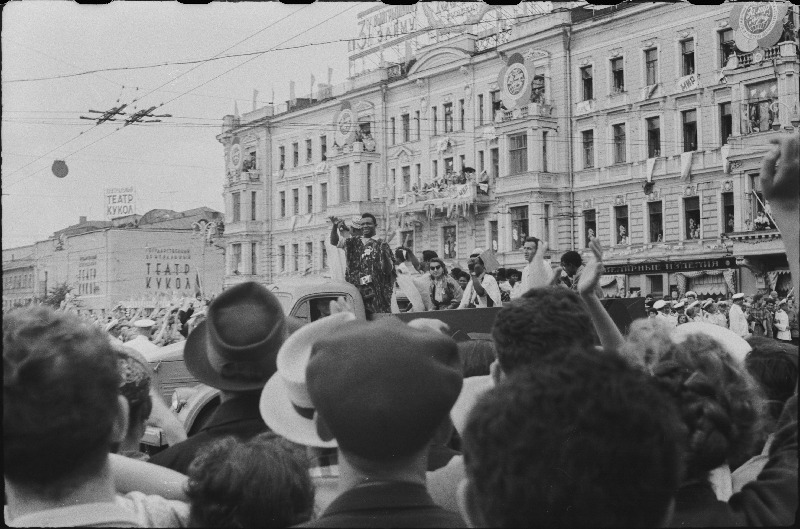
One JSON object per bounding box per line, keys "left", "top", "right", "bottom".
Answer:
{"left": 754, "top": 210, "right": 771, "bottom": 231}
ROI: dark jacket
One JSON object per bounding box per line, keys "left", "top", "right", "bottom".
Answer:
{"left": 148, "top": 392, "right": 267, "bottom": 474}
{"left": 669, "top": 394, "right": 798, "bottom": 527}
{"left": 297, "top": 481, "right": 466, "bottom": 528}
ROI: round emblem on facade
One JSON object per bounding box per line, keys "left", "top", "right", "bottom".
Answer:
{"left": 333, "top": 102, "right": 356, "bottom": 147}
{"left": 337, "top": 109, "right": 354, "bottom": 135}
{"left": 504, "top": 64, "right": 528, "bottom": 97}
{"left": 496, "top": 53, "right": 532, "bottom": 111}
{"left": 730, "top": 2, "right": 787, "bottom": 52}
{"left": 229, "top": 143, "right": 242, "bottom": 172}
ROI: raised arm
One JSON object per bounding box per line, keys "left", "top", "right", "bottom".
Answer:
{"left": 109, "top": 452, "right": 189, "bottom": 501}
{"left": 329, "top": 216, "right": 341, "bottom": 246}
{"left": 579, "top": 237, "right": 625, "bottom": 353}
{"left": 759, "top": 134, "right": 800, "bottom": 307}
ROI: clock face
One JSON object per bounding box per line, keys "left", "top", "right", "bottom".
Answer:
{"left": 505, "top": 65, "right": 527, "bottom": 96}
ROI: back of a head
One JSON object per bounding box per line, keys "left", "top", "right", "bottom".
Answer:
{"left": 4, "top": 307, "right": 120, "bottom": 492}
{"left": 186, "top": 432, "right": 314, "bottom": 528}
{"left": 652, "top": 334, "right": 767, "bottom": 480}
{"left": 560, "top": 250, "right": 582, "bottom": 269}
{"left": 744, "top": 336, "right": 799, "bottom": 423}
{"left": 422, "top": 250, "right": 438, "bottom": 261}
{"left": 492, "top": 287, "right": 594, "bottom": 373}
{"left": 463, "top": 347, "right": 683, "bottom": 528}
{"left": 114, "top": 345, "right": 154, "bottom": 439}
{"left": 457, "top": 339, "right": 497, "bottom": 378}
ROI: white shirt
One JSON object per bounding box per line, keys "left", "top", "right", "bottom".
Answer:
{"left": 774, "top": 309, "right": 791, "bottom": 340}
{"left": 458, "top": 273, "right": 502, "bottom": 308}
{"left": 703, "top": 311, "right": 729, "bottom": 328}
{"left": 728, "top": 303, "right": 750, "bottom": 338}
{"left": 125, "top": 335, "right": 162, "bottom": 361}
{"left": 657, "top": 312, "right": 678, "bottom": 327}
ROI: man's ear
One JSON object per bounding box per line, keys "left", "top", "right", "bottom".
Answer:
{"left": 111, "top": 396, "right": 130, "bottom": 445}
{"left": 490, "top": 359, "right": 504, "bottom": 385}
{"left": 456, "top": 478, "right": 484, "bottom": 528}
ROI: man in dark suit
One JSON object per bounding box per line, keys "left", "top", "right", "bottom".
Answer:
{"left": 149, "top": 282, "right": 295, "bottom": 474}
{"left": 298, "top": 318, "right": 466, "bottom": 528}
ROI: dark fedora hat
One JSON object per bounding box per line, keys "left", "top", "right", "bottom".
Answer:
{"left": 306, "top": 318, "right": 463, "bottom": 461}
{"left": 185, "top": 282, "right": 288, "bottom": 392}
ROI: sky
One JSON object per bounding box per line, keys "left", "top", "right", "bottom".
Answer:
{"left": 2, "top": 0, "right": 373, "bottom": 250}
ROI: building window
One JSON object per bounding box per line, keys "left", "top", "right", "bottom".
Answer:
{"left": 305, "top": 242, "right": 313, "bottom": 271}
{"left": 580, "top": 65, "right": 593, "bottom": 100}
{"left": 232, "top": 243, "right": 242, "bottom": 273}
{"left": 612, "top": 123, "right": 626, "bottom": 164}
{"left": 306, "top": 139, "right": 313, "bottom": 163}
{"left": 432, "top": 106, "right": 438, "bottom": 136}
{"left": 251, "top": 243, "right": 258, "bottom": 275}
{"left": 391, "top": 169, "right": 396, "bottom": 193}
{"left": 402, "top": 113, "right": 410, "bottom": 142}
{"left": 444, "top": 157, "right": 454, "bottom": 175}
{"left": 306, "top": 185, "right": 313, "bottom": 213}
{"left": 543, "top": 203, "right": 551, "bottom": 243}
{"left": 489, "top": 220, "right": 499, "bottom": 252}
{"left": 684, "top": 196, "right": 701, "bottom": 239}
{"left": 459, "top": 154, "right": 466, "bottom": 171}
{"left": 510, "top": 206, "right": 529, "bottom": 250}
{"left": 232, "top": 192, "right": 241, "bottom": 222}
{"left": 338, "top": 166, "right": 350, "bottom": 203}
{"left": 279, "top": 146, "right": 285, "bottom": 169}
{"left": 645, "top": 48, "right": 658, "bottom": 86}
{"left": 415, "top": 164, "right": 421, "bottom": 188}
{"left": 321, "top": 241, "right": 328, "bottom": 269}
{"left": 320, "top": 183, "right": 327, "bottom": 211}
{"left": 402, "top": 166, "right": 411, "bottom": 193}
{"left": 681, "top": 39, "right": 695, "bottom": 76}
{"left": 745, "top": 80, "right": 778, "bottom": 134}
{"left": 682, "top": 109, "right": 698, "bottom": 151}
{"left": 244, "top": 150, "right": 256, "bottom": 171}
{"left": 720, "top": 102, "right": 733, "bottom": 145}
{"left": 615, "top": 205, "right": 629, "bottom": 245}
{"left": 531, "top": 72, "right": 545, "bottom": 103}
{"left": 292, "top": 143, "right": 299, "bottom": 167}
{"left": 292, "top": 188, "right": 299, "bottom": 215}
{"left": 320, "top": 135, "right": 327, "bottom": 161}
{"left": 583, "top": 209, "right": 596, "bottom": 246}
{"left": 366, "top": 163, "right": 372, "bottom": 201}
{"left": 542, "top": 131, "right": 548, "bottom": 172}
{"left": 400, "top": 230, "right": 414, "bottom": 252}
{"left": 478, "top": 150, "right": 485, "bottom": 173}
{"left": 722, "top": 192, "right": 735, "bottom": 234}
{"left": 478, "top": 94, "right": 484, "bottom": 125}
{"left": 459, "top": 99, "right": 465, "bottom": 130}
{"left": 509, "top": 133, "right": 528, "bottom": 174}
{"left": 582, "top": 130, "right": 594, "bottom": 168}
{"left": 490, "top": 148, "right": 499, "bottom": 180}
{"left": 292, "top": 244, "right": 299, "bottom": 272}
{"left": 391, "top": 117, "right": 396, "bottom": 145}
{"left": 432, "top": 160, "right": 438, "bottom": 179}
{"left": 490, "top": 90, "right": 502, "bottom": 116}
{"left": 251, "top": 191, "right": 257, "bottom": 221}
{"left": 359, "top": 122, "right": 371, "bottom": 137}
{"left": 443, "top": 226, "right": 457, "bottom": 259}
{"left": 443, "top": 102, "right": 454, "bottom": 133}
{"left": 646, "top": 117, "right": 661, "bottom": 157}
{"left": 719, "top": 28, "right": 736, "bottom": 68}
{"left": 280, "top": 191, "right": 286, "bottom": 217}
{"left": 648, "top": 201, "right": 663, "bottom": 242}
{"left": 749, "top": 174, "right": 774, "bottom": 230}
{"left": 611, "top": 57, "right": 624, "bottom": 93}
{"left": 648, "top": 274, "right": 664, "bottom": 296}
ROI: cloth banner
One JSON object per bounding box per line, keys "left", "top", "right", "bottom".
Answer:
{"left": 680, "top": 151, "right": 693, "bottom": 182}
{"left": 676, "top": 270, "right": 735, "bottom": 297}
{"left": 720, "top": 145, "right": 731, "bottom": 174}
{"left": 392, "top": 265, "right": 432, "bottom": 313}
{"left": 599, "top": 275, "right": 618, "bottom": 287}
{"left": 326, "top": 242, "right": 347, "bottom": 283}
{"left": 646, "top": 158, "right": 657, "bottom": 183}
{"left": 479, "top": 250, "right": 501, "bottom": 273}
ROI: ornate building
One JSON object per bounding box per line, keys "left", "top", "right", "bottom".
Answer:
{"left": 218, "top": 1, "right": 798, "bottom": 298}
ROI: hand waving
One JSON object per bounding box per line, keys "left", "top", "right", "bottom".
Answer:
{"left": 578, "top": 236, "right": 605, "bottom": 297}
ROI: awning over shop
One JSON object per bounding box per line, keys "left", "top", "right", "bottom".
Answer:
{"left": 676, "top": 270, "right": 736, "bottom": 297}
{"left": 768, "top": 269, "right": 792, "bottom": 294}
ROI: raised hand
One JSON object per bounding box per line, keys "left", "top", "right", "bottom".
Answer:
{"left": 760, "top": 133, "right": 800, "bottom": 213}
{"left": 329, "top": 296, "right": 355, "bottom": 316}
{"left": 578, "top": 236, "right": 605, "bottom": 296}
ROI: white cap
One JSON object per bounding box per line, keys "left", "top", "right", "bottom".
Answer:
{"left": 732, "top": 293, "right": 745, "bottom": 300}
{"left": 673, "top": 301, "right": 685, "bottom": 310}
{"left": 133, "top": 318, "right": 156, "bottom": 328}
{"left": 470, "top": 248, "right": 484, "bottom": 257}
{"left": 653, "top": 300, "right": 667, "bottom": 310}
{"left": 702, "top": 299, "right": 713, "bottom": 308}
{"left": 685, "top": 291, "right": 697, "bottom": 298}
{"left": 672, "top": 322, "right": 751, "bottom": 365}
{"left": 687, "top": 300, "right": 700, "bottom": 310}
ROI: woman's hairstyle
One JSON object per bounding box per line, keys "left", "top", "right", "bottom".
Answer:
{"left": 186, "top": 432, "right": 314, "bottom": 528}
{"left": 650, "top": 333, "right": 767, "bottom": 480}
{"left": 428, "top": 257, "right": 448, "bottom": 275}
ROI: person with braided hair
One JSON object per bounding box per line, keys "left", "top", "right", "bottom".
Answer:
{"left": 647, "top": 332, "right": 797, "bottom": 527}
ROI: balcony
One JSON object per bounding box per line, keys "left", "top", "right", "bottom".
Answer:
{"left": 395, "top": 179, "right": 491, "bottom": 217}
{"left": 732, "top": 42, "right": 796, "bottom": 69}
{"left": 497, "top": 101, "right": 554, "bottom": 123}
{"left": 225, "top": 169, "right": 262, "bottom": 188}
{"left": 494, "top": 171, "right": 567, "bottom": 195}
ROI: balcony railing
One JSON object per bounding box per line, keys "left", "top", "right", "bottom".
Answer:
{"left": 395, "top": 179, "right": 491, "bottom": 217}
{"left": 734, "top": 42, "right": 797, "bottom": 68}
{"left": 498, "top": 102, "right": 554, "bottom": 122}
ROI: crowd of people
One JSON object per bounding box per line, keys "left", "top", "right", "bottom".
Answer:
{"left": 4, "top": 133, "right": 799, "bottom": 528}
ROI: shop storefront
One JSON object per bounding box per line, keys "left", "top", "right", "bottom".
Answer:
{"left": 603, "top": 257, "right": 739, "bottom": 299}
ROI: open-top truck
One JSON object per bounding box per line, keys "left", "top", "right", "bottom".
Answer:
{"left": 143, "top": 277, "right": 643, "bottom": 451}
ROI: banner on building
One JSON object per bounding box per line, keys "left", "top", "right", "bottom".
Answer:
{"left": 105, "top": 187, "right": 136, "bottom": 219}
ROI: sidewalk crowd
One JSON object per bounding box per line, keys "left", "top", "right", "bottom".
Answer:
{"left": 4, "top": 133, "right": 799, "bottom": 527}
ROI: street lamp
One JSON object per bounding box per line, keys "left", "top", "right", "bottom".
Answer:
{"left": 770, "top": 101, "right": 800, "bottom": 131}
